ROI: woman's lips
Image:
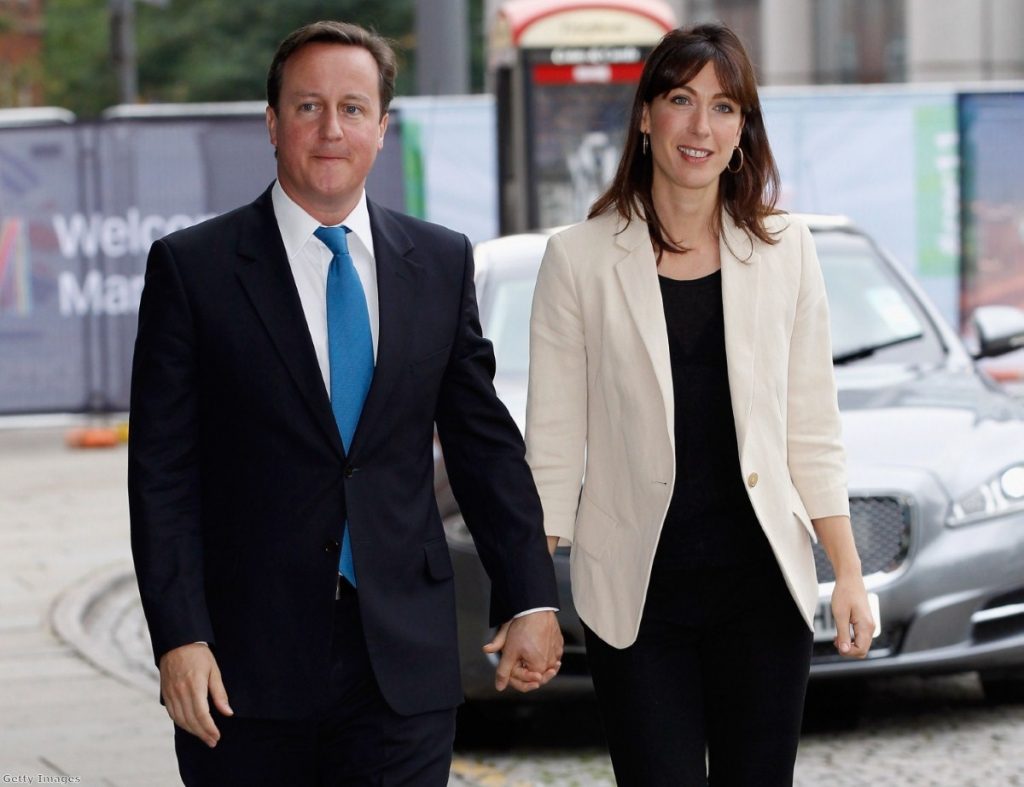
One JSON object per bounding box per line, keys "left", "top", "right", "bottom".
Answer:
{"left": 677, "top": 145, "right": 712, "bottom": 163}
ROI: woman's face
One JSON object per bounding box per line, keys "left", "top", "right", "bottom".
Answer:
{"left": 641, "top": 60, "right": 744, "bottom": 203}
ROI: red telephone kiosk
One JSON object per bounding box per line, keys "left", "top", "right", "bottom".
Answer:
{"left": 489, "top": 0, "right": 676, "bottom": 233}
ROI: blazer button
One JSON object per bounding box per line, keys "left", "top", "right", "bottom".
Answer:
{"left": 344, "top": 466, "right": 355, "bottom": 479}
{"left": 324, "top": 539, "right": 340, "bottom": 555}
{"left": 747, "top": 472, "right": 759, "bottom": 488}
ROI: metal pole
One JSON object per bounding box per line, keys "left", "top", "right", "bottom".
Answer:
{"left": 110, "top": 0, "right": 138, "bottom": 104}
{"left": 415, "top": 0, "right": 469, "bottom": 95}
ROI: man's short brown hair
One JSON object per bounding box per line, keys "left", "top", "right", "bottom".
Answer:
{"left": 267, "top": 20, "right": 397, "bottom": 116}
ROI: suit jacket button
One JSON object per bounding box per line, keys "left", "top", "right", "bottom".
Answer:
{"left": 344, "top": 466, "right": 355, "bottom": 478}
{"left": 324, "top": 539, "right": 340, "bottom": 554}
{"left": 747, "top": 472, "right": 759, "bottom": 488}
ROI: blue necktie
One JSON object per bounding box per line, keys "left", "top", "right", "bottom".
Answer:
{"left": 315, "top": 225, "right": 374, "bottom": 587}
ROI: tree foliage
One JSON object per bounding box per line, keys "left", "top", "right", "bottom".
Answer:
{"left": 43, "top": 0, "right": 424, "bottom": 117}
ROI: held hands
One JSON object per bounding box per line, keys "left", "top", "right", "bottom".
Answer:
{"left": 159, "top": 642, "right": 233, "bottom": 747}
{"left": 483, "top": 610, "right": 564, "bottom": 692}
{"left": 831, "top": 574, "right": 875, "bottom": 659}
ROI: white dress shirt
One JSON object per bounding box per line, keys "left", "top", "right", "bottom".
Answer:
{"left": 272, "top": 180, "right": 379, "bottom": 397}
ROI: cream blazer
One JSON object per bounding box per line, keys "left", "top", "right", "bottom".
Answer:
{"left": 525, "top": 210, "right": 850, "bottom": 648}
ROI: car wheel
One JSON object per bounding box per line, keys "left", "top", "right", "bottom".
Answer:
{"left": 980, "top": 668, "right": 1024, "bottom": 703}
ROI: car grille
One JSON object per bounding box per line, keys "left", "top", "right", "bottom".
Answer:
{"left": 813, "top": 496, "right": 911, "bottom": 583}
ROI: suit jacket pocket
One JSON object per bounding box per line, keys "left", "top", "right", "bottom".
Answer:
{"left": 423, "top": 537, "right": 455, "bottom": 581}
{"left": 409, "top": 344, "right": 452, "bottom": 378}
{"left": 573, "top": 491, "right": 617, "bottom": 560}
{"left": 791, "top": 486, "right": 819, "bottom": 543}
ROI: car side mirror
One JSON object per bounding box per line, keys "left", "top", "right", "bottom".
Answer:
{"left": 972, "top": 305, "right": 1024, "bottom": 359}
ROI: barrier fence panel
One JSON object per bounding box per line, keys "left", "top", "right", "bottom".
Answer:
{"left": 0, "top": 110, "right": 407, "bottom": 416}
{"left": 0, "top": 123, "right": 92, "bottom": 414}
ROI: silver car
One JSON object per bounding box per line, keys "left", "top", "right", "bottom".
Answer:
{"left": 436, "top": 215, "right": 1024, "bottom": 703}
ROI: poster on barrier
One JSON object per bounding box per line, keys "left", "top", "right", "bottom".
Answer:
{"left": 0, "top": 125, "right": 91, "bottom": 413}
{"left": 0, "top": 108, "right": 407, "bottom": 415}
{"left": 761, "top": 87, "right": 960, "bottom": 328}
{"left": 959, "top": 91, "right": 1024, "bottom": 316}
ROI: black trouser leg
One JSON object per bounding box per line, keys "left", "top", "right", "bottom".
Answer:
{"left": 174, "top": 584, "right": 455, "bottom": 787}
{"left": 702, "top": 563, "right": 813, "bottom": 787}
{"left": 583, "top": 561, "right": 812, "bottom": 787}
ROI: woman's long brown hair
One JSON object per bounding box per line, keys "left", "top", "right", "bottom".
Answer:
{"left": 589, "top": 24, "right": 781, "bottom": 257}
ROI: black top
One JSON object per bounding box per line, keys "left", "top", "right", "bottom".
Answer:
{"left": 653, "top": 270, "right": 775, "bottom": 569}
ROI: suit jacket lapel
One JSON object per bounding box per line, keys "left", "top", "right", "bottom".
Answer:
{"left": 720, "top": 215, "right": 761, "bottom": 453}
{"left": 612, "top": 217, "right": 675, "bottom": 445}
{"left": 346, "top": 200, "right": 422, "bottom": 458}
{"left": 234, "top": 187, "right": 345, "bottom": 459}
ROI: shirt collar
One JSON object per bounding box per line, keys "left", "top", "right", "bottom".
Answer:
{"left": 271, "top": 180, "right": 375, "bottom": 261}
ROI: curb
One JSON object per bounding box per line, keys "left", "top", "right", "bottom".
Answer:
{"left": 50, "top": 562, "right": 159, "bottom": 695}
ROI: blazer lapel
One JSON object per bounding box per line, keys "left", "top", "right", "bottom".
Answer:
{"left": 234, "top": 187, "right": 345, "bottom": 459}
{"left": 345, "top": 201, "right": 422, "bottom": 458}
{"left": 612, "top": 217, "right": 674, "bottom": 444}
{"left": 720, "top": 215, "right": 761, "bottom": 452}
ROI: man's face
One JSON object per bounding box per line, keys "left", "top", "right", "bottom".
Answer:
{"left": 266, "top": 42, "right": 388, "bottom": 224}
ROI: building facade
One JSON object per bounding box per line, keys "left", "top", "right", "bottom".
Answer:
{"left": 0, "top": 0, "right": 45, "bottom": 107}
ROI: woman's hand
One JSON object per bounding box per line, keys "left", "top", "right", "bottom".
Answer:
{"left": 811, "top": 514, "right": 874, "bottom": 658}
{"left": 830, "top": 574, "right": 874, "bottom": 658}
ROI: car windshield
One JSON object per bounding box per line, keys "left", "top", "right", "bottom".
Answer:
{"left": 480, "top": 227, "right": 946, "bottom": 376}
{"left": 813, "top": 229, "right": 945, "bottom": 366}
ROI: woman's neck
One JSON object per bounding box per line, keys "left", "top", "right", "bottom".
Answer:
{"left": 651, "top": 180, "right": 719, "bottom": 248}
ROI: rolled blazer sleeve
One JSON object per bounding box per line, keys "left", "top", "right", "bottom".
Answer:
{"left": 786, "top": 219, "right": 850, "bottom": 519}
{"left": 525, "top": 233, "right": 588, "bottom": 545}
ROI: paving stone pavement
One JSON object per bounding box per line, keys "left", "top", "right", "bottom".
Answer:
{"left": 0, "top": 425, "right": 177, "bottom": 787}
{"left": 3, "top": 426, "right": 1024, "bottom": 786}
{"left": 0, "top": 425, "right": 556, "bottom": 786}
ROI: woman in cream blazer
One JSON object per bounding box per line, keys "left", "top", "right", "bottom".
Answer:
{"left": 526, "top": 24, "right": 874, "bottom": 787}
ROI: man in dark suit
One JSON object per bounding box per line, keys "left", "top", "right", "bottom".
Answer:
{"left": 128, "top": 20, "right": 561, "bottom": 786}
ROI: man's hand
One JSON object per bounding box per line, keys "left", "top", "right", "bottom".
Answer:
{"left": 159, "top": 643, "right": 233, "bottom": 747}
{"left": 483, "top": 610, "right": 563, "bottom": 692}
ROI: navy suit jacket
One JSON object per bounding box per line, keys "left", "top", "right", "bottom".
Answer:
{"left": 128, "top": 184, "right": 558, "bottom": 719}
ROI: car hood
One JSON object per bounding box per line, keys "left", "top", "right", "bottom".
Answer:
{"left": 837, "top": 363, "right": 1024, "bottom": 495}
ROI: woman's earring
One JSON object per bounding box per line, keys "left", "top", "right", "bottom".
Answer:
{"left": 727, "top": 146, "right": 744, "bottom": 173}
{"left": 642, "top": 133, "right": 649, "bottom": 156}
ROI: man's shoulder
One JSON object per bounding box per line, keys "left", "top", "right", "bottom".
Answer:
{"left": 370, "top": 202, "right": 466, "bottom": 249}
{"left": 158, "top": 186, "right": 273, "bottom": 252}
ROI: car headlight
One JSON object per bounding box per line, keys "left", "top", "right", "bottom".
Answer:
{"left": 947, "top": 465, "right": 1024, "bottom": 526}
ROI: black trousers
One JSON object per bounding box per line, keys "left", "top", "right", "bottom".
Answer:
{"left": 584, "top": 560, "right": 813, "bottom": 787}
{"left": 174, "top": 582, "right": 456, "bottom": 787}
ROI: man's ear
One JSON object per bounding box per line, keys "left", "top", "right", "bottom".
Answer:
{"left": 377, "top": 112, "right": 389, "bottom": 150}
{"left": 266, "top": 105, "right": 278, "bottom": 148}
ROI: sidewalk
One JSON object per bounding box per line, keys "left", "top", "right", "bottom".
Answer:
{"left": 0, "top": 427, "right": 176, "bottom": 785}
{"left": 4, "top": 426, "right": 1024, "bottom": 785}
{"left": 0, "top": 427, "right": 532, "bottom": 786}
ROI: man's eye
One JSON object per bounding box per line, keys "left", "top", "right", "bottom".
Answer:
{"left": 344, "top": 105, "right": 363, "bottom": 115}
{"left": 300, "top": 103, "right": 317, "bottom": 112}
